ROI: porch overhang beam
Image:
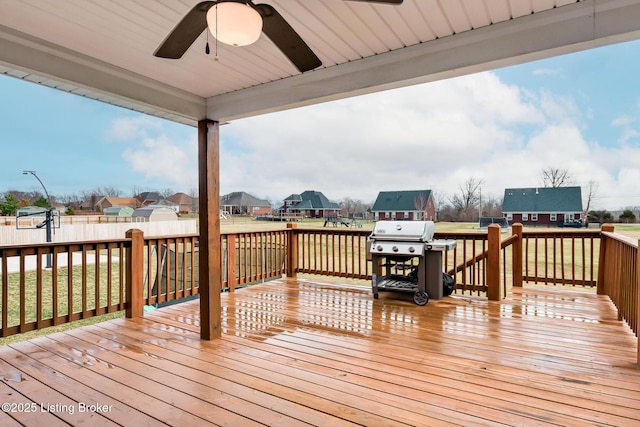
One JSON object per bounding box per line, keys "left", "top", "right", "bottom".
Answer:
{"left": 0, "top": 24, "right": 206, "bottom": 126}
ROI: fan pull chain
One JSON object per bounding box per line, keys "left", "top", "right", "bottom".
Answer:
{"left": 214, "top": 4, "right": 219, "bottom": 61}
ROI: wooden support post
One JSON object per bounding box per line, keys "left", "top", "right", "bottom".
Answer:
{"left": 227, "top": 234, "right": 237, "bottom": 292}
{"left": 125, "top": 228, "right": 144, "bottom": 318}
{"left": 486, "top": 224, "right": 502, "bottom": 301}
{"left": 597, "top": 223, "right": 615, "bottom": 296}
{"left": 286, "top": 222, "right": 298, "bottom": 278}
{"left": 637, "top": 238, "right": 640, "bottom": 367}
{"left": 512, "top": 223, "right": 523, "bottom": 287}
{"left": 198, "top": 120, "right": 222, "bottom": 340}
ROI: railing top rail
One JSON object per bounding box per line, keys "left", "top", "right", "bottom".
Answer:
{"left": 0, "top": 237, "right": 131, "bottom": 251}
{"left": 435, "top": 231, "right": 488, "bottom": 238}
{"left": 144, "top": 233, "right": 199, "bottom": 240}
{"left": 501, "top": 234, "right": 519, "bottom": 249}
{"left": 521, "top": 229, "right": 602, "bottom": 238}
{"left": 291, "top": 228, "right": 371, "bottom": 236}
{"left": 601, "top": 231, "right": 638, "bottom": 248}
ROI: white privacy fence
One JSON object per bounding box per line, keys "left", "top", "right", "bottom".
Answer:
{"left": 0, "top": 220, "right": 197, "bottom": 245}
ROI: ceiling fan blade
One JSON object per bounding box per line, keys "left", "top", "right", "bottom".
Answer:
{"left": 254, "top": 4, "right": 322, "bottom": 73}
{"left": 346, "top": 0, "right": 403, "bottom": 4}
{"left": 154, "top": 1, "right": 215, "bottom": 59}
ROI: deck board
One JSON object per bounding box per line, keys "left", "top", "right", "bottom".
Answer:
{"left": 1, "top": 277, "right": 639, "bottom": 426}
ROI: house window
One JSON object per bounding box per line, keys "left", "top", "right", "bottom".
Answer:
{"left": 567, "top": 213, "right": 574, "bottom": 221}
{"left": 390, "top": 212, "right": 395, "bottom": 219}
{"left": 550, "top": 213, "right": 557, "bottom": 221}
{"left": 404, "top": 211, "right": 410, "bottom": 219}
{"left": 506, "top": 213, "right": 513, "bottom": 220}
{"left": 531, "top": 213, "right": 538, "bottom": 221}
{"left": 522, "top": 213, "right": 528, "bottom": 221}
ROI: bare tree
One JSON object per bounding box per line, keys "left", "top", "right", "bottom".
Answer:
{"left": 159, "top": 188, "right": 175, "bottom": 198}
{"left": 583, "top": 180, "right": 599, "bottom": 224}
{"left": 188, "top": 186, "right": 199, "bottom": 215}
{"left": 341, "top": 197, "right": 368, "bottom": 218}
{"left": 480, "top": 195, "right": 503, "bottom": 217}
{"left": 413, "top": 193, "right": 428, "bottom": 221}
{"left": 450, "top": 177, "right": 485, "bottom": 221}
{"left": 540, "top": 167, "right": 573, "bottom": 187}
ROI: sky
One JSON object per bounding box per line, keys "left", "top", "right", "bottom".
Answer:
{"left": 1, "top": 39, "right": 640, "bottom": 211}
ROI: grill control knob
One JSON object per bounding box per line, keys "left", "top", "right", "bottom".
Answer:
{"left": 392, "top": 246, "right": 398, "bottom": 252}
{"left": 376, "top": 245, "right": 383, "bottom": 251}
{"left": 409, "top": 246, "right": 415, "bottom": 253}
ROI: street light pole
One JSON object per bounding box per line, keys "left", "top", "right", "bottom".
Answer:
{"left": 23, "top": 170, "right": 53, "bottom": 268}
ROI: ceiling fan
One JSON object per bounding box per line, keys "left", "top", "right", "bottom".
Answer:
{"left": 154, "top": 0, "right": 404, "bottom": 73}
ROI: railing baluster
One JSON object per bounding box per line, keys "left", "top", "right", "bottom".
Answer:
{"left": 1, "top": 251, "right": 8, "bottom": 337}
{"left": 52, "top": 247, "right": 59, "bottom": 325}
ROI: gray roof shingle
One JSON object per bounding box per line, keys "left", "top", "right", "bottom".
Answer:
{"left": 502, "top": 187, "right": 583, "bottom": 212}
{"left": 372, "top": 190, "right": 432, "bottom": 211}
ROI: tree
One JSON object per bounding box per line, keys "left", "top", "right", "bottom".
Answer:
{"left": 159, "top": 188, "right": 175, "bottom": 198}
{"left": 619, "top": 210, "right": 636, "bottom": 223}
{"left": 540, "top": 167, "right": 573, "bottom": 187}
{"left": 340, "top": 197, "right": 368, "bottom": 218}
{"left": 582, "top": 180, "right": 599, "bottom": 223}
{"left": 479, "top": 195, "right": 503, "bottom": 217}
{"left": 33, "top": 196, "right": 50, "bottom": 209}
{"left": 431, "top": 190, "right": 447, "bottom": 221}
{"left": 0, "top": 194, "right": 20, "bottom": 215}
{"left": 413, "top": 193, "right": 429, "bottom": 221}
{"left": 96, "top": 186, "right": 122, "bottom": 197}
{"left": 588, "top": 210, "right": 613, "bottom": 223}
{"left": 450, "top": 177, "right": 484, "bottom": 221}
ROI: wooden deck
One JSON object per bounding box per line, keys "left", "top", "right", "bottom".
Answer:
{"left": 1, "top": 278, "right": 639, "bottom": 426}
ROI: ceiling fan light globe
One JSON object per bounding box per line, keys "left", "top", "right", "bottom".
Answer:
{"left": 206, "top": 2, "right": 263, "bottom": 47}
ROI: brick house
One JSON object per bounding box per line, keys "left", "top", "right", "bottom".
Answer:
{"left": 220, "top": 192, "right": 271, "bottom": 216}
{"left": 502, "top": 186, "right": 583, "bottom": 227}
{"left": 371, "top": 190, "right": 435, "bottom": 221}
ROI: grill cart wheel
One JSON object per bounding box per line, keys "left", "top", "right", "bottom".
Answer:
{"left": 373, "top": 293, "right": 379, "bottom": 299}
{"left": 413, "top": 291, "right": 429, "bottom": 306}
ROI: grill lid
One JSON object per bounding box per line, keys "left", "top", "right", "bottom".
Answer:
{"left": 370, "top": 221, "right": 435, "bottom": 242}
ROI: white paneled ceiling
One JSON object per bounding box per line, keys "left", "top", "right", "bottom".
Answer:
{"left": 1, "top": 0, "right": 640, "bottom": 125}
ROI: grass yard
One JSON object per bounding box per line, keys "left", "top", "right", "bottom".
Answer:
{"left": 0, "top": 262, "right": 125, "bottom": 345}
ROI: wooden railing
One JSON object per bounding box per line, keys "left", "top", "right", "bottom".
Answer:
{"left": 2, "top": 222, "right": 636, "bottom": 362}
{"left": 291, "top": 227, "right": 371, "bottom": 279}
{"left": 521, "top": 229, "right": 600, "bottom": 287}
{"left": 1, "top": 239, "right": 129, "bottom": 337}
{"left": 597, "top": 226, "right": 638, "bottom": 342}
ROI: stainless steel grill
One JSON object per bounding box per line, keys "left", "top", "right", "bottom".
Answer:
{"left": 368, "top": 221, "right": 456, "bottom": 305}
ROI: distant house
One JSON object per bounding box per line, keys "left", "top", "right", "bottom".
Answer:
{"left": 167, "top": 192, "right": 198, "bottom": 215}
{"left": 281, "top": 190, "right": 340, "bottom": 219}
{"left": 136, "top": 191, "right": 164, "bottom": 206}
{"left": 502, "top": 187, "right": 583, "bottom": 226}
{"left": 95, "top": 197, "right": 140, "bottom": 213}
{"left": 220, "top": 192, "right": 271, "bottom": 216}
{"left": 371, "top": 190, "right": 435, "bottom": 221}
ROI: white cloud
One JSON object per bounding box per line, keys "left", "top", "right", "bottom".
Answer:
{"left": 532, "top": 68, "right": 561, "bottom": 76}
{"left": 105, "top": 116, "right": 162, "bottom": 141}
{"left": 217, "top": 71, "right": 640, "bottom": 210}
{"left": 96, "top": 71, "right": 640, "bottom": 211}
{"left": 107, "top": 116, "right": 197, "bottom": 188}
